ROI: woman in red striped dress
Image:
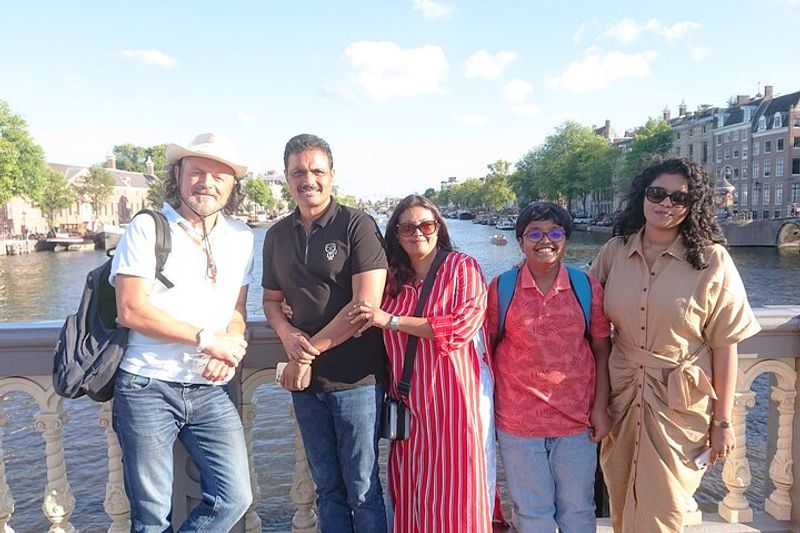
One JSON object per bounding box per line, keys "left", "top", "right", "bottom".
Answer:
{"left": 351, "top": 195, "right": 494, "bottom": 532}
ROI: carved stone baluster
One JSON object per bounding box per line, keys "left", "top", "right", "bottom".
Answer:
{"left": 241, "top": 402, "right": 262, "bottom": 533}
{"left": 765, "top": 386, "right": 795, "bottom": 521}
{"left": 289, "top": 403, "right": 317, "bottom": 533}
{"left": 35, "top": 411, "right": 76, "bottom": 533}
{"left": 98, "top": 401, "right": 130, "bottom": 532}
{"left": 0, "top": 409, "right": 15, "bottom": 532}
{"left": 718, "top": 390, "right": 755, "bottom": 523}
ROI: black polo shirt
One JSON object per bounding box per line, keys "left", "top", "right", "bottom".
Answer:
{"left": 262, "top": 199, "right": 388, "bottom": 392}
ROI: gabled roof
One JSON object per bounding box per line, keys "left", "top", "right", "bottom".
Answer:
{"left": 48, "top": 163, "right": 152, "bottom": 189}
{"left": 752, "top": 90, "right": 800, "bottom": 130}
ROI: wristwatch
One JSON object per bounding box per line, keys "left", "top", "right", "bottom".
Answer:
{"left": 196, "top": 328, "right": 214, "bottom": 352}
{"left": 712, "top": 419, "right": 732, "bottom": 429}
{"left": 388, "top": 315, "right": 401, "bottom": 332}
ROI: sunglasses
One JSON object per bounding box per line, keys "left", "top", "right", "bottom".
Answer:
{"left": 525, "top": 229, "right": 566, "bottom": 243}
{"left": 397, "top": 220, "right": 439, "bottom": 237}
{"left": 645, "top": 186, "right": 691, "bottom": 207}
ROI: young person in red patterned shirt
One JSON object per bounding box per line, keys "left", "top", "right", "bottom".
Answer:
{"left": 486, "top": 201, "right": 612, "bottom": 533}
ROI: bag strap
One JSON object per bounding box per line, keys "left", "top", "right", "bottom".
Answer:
{"left": 566, "top": 265, "right": 591, "bottom": 339}
{"left": 134, "top": 209, "right": 174, "bottom": 289}
{"left": 496, "top": 266, "right": 520, "bottom": 343}
{"left": 396, "top": 248, "right": 450, "bottom": 400}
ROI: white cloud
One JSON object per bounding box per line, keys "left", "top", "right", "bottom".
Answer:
{"left": 454, "top": 113, "right": 489, "bottom": 127}
{"left": 236, "top": 112, "right": 254, "bottom": 123}
{"left": 412, "top": 0, "right": 454, "bottom": 21}
{"left": 343, "top": 41, "right": 449, "bottom": 102}
{"left": 548, "top": 49, "right": 657, "bottom": 93}
{"left": 689, "top": 46, "right": 709, "bottom": 61}
{"left": 573, "top": 22, "right": 588, "bottom": 44}
{"left": 465, "top": 49, "right": 517, "bottom": 79}
{"left": 120, "top": 48, "right": 177, "bottom": 68}
{"left": 599, "top": 18, "right": 701, "bottom": 44}
{"left": 503, "top": 79, "right": 533, "bottom": 104}
{"left": 512, "top": 104, "right": 539, "bottom": 117}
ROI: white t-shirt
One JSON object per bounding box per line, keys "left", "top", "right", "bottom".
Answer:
{"left": 110, "top": 203, "right": 254, "bottom": 384}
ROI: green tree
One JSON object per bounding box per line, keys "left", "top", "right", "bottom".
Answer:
{"left": 624, "top": 117, "right": 673, "bottom": 181}
{"left": 335, "top": 194, "right": 358, "bottom": 207}
{"left": 75, "top": 166, "right": 115, "bottom": 216}
{"left": 0, "top": 100, "right": 49, "bottom": 204}
{"left": 146, "top": 174, "right": 168, "bottom": 209}
{"left": 113, "top": 143, "right": 167, "bottom": 174}
{"left": 480, "top": 160, "right": 516, "bottom": 211}
{"left": 423, "top": 187, "right": 437, "bottom": 200}
{"left": 244, "top": 177, "right": 276, "bottom": 211}
{"left": 33, "top": 169, "right": 74, "bottom": 230}
{"left": 281, "top": 182, "right": 296, "bottom": 210}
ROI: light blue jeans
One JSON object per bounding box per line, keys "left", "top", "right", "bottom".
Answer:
{"left": 497, "top": 428, "right": 596, "bottom": 533}
{"left": 292, "top": 383, "right": 387, "bottom": 533}
{"left": 112, "top": 370, "right": 252, "bottom": 533}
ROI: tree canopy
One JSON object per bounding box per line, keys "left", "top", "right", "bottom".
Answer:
{"left": 0, "top": 100, "right": 49, "bottom": 204}
{"left": 75, "top": 166, "right": 115, "bottom": 216}
{"left": 33, "top": 169, "right": 74, "bottom": 229}
{"left": 624, "top": 117, "right": 673, "bottom": 180}
{"left": 113, "top": 143, "right": 167, "bottom": 174}
{"left": 244, "top": 176, "right": 276, "bottom": 211}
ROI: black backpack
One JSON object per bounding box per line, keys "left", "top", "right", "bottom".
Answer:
{"left": 53, "top": 209, "right": 174, "bottom": 402}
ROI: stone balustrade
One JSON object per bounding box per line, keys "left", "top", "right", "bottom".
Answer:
{"left": 0, "top": 307, "right": 798, "bottom": 532}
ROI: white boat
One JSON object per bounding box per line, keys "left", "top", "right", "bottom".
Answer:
{"left": 496, "top": 216, "right": 516, "bottom": 230}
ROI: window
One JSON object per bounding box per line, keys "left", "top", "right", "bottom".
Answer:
{"left": 716, "top": 151, "right": 722, "bottom": 164}
{"left": 792, "top": 183, "right": 800, "bottom": 203}
{"left": 734, "top": 184, "right": 741, "bottom": 203}
{"left": 733, "top": 147, "right": 739, "bottom": 158}
{"left": 776, "top": 182, "right": 783, "bottom": 205}
{"left": 765, "top": 140, "right": 772, "bottom": 153}
{"left": 775, "top": 210, "right": 781, "bottom": 219}
{"left": 733, "top": 130, "right": 739, "bottom": 141}
{"left": 716, "top": 135, "right": 722, "bottom": 145}
{"left": 676, "top": 146, "right": 682, "bottom": 156}
{"left": 763, "top": 210, "right": 770, "bottom": 219}
{"left": 734, "top": 166, "right": 739, "bottom": 179}
{"left": 742, "top": 185, "right": 750, "bottom": 205}
{"left": 742, "top": 145, "right": 748, "bottom": 159}
{"left": 793, "top": 158, "right": 800, "bottom": 175}
{"left": 795, "top": 117, "right": 800, "bottom": 127}
{"left": 754, "top": 141, "right": 760, "bottom": 155}
{"left": 774, "top": 113, "right": 782, "bottom": 128}
{"left": 742, "top": 129, "right": 748, "bottom": 140}
{"left": 742, "top": 163, "right": 749, "bottom": 179}
{"left": 764, "top": 184, "right": 770, "bottom": 205}
{"left": 754, "top": 161, "right": 759, "bottom": 176}
{"left": 726, "top": 132, "right": 731, "bottom": 142}
{"left": 794, "top": 137, "right": 800, "bottom": 148}
{"left": 765, "top": 160, "right": 772, "bottom": 176}
{"left": 725, "top": 147, "right": 731, "bottom": 160}
{"left": 689, "top": 128, "right": 694, "bottom": 137}
{"left": 702, "top": 142, "right": 708, "bottom": 163}
{"left": 778, "top": 138, "right": 784, "bottom": 151}
{"left": 689, "top": 144, "right": 694, "bottom": 158}
{"left": 675, "top": 132, "right": 681, "bottom": 141}
{"left": 753, "top": 185, "right": 760, "bottom": 205}
{"left": 759, "top": 116, "right": 767, "bottom": 131}
{"left": 777, "top": 159, "right": 784, "bottom": 177}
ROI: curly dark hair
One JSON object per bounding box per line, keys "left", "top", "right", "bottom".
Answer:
{"left": 283, "top": 134, "right": 333, "bottom": 169}
{"left": 163, "top": 162, "right": 244, "bottom": 215}
{"left": 385, "top": 195, "right": 454, "bottom": 297}
{"left": 613, "top": 156, "right": 725, "bottom": 270}
{"left": 515, "top": 201, "right": 573, "bottom": 240}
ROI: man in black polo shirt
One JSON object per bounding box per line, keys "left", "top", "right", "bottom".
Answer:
{"left": 262, "top": 133, "right": 388, "bottom": 533}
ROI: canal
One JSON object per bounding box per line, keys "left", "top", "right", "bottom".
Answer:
{"left": 0, "top": 218, "right": 797, "bottom": 531}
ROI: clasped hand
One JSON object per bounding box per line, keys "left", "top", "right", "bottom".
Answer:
{"left": 201, "top": 332, "right": 248, "bottom": 382}
{"left": 348, "top": 301, "right": 390, "bottom": 337}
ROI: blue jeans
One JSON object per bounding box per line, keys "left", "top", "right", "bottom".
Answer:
{"left": 497, "top": 428, "right": 596, "bottom": 533}
{"left": 292, "top": 383, "right": 387, "bottom": 533}
{"left": 112, "top": 370, "right": 252, "bottom": 533}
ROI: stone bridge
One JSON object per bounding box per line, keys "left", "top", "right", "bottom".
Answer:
{"left": 722, "top": 217, "right": 800, "bottom": 247}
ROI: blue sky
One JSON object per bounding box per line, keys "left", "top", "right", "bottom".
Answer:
{"left": 2, "top": 0, "right": 799, "bottom": 199}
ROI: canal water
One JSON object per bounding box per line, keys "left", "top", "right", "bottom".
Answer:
{"left": 0, "top": 219, "right": 797, "bottom": 531}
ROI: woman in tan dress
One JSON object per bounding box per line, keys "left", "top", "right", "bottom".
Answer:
{"left": 590, "top": 157, "right": 761, "bottom": 532}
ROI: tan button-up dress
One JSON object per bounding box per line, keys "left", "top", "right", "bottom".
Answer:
{"left": 590, "top": 230, "right": 761, "bottom": 532}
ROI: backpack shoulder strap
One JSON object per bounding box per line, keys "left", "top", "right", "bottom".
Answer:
{"left": 565, "top": 265, "right": 591, "bottom": 338}
{"left": 496, "top": 266, "right": 519, "bottom": 340}
{"left": 134, "top": 209, "right": 174, "bottom": 289}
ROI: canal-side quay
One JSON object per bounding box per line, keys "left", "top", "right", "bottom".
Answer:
{"left": 0, "top": 309, "right": 798, "bottom": 532}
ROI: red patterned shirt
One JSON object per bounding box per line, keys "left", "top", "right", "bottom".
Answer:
{"left": 487, "top": 263, "right": 610, "bottom": 437}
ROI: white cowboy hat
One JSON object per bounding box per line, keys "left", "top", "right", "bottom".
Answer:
{"left": 165, "top": 132, "right": 248, "bottom": 178}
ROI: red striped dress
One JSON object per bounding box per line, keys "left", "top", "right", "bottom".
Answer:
{"left": 382, "top": 251, "right": 492, "bottom": 533}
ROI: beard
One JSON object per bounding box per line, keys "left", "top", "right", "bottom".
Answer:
{"left": 181, "top": 190, "right": 229, "bottom": 217}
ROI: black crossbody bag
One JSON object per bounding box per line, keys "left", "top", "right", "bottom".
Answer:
{"left": 381, "top": 249, "right": 450, "bottom": 440}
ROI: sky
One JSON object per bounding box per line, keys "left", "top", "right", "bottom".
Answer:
{"left": 2, "top": 0, "right": 799, "bottom": 200}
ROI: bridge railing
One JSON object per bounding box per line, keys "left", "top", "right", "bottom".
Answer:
{"left": 0, "top": 309, "right": 798, "bottom": 532}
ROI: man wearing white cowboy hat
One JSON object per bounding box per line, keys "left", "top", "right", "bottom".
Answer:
{"left": 110, "top": 132, "right": 255, "bottom": 531}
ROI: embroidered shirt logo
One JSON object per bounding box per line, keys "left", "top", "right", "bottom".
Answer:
{"left": 324, "top": 242, "right": 338, "bottom": 261}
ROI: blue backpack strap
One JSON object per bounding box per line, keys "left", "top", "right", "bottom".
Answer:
{"left": 566, "top": 265, "right": 592, "bottom": 339}
{"left": 496, "top": 266, "right": 519, "bottom": 340}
